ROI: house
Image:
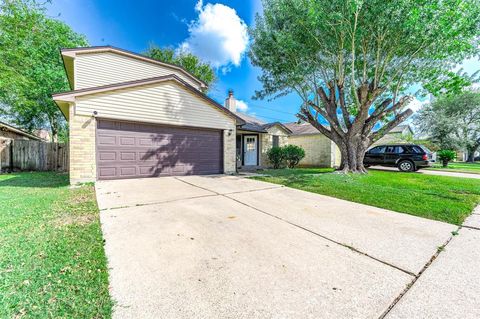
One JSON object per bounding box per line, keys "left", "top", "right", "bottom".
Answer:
{"left": 284, "top": 122, "right": 341, "bottom": 167}
{"left": 374, "top": 124, "right": 414, "bottom": 145}
{"left": 223, "top": 91, "right": 291, "bottom": 169}
{"left": 0, "top": 121, "right": 43, "bottom": 141}
{"left": 52, "top": 46, "right": 339, "bottom": 184}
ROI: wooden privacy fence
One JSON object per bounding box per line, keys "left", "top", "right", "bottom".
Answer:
{"left": 0, "top": 139, "right": 69, "bottom": 172}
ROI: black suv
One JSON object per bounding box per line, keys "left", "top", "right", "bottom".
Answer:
{"left": 364, "top": 144, "right": 433, "bottom": 172}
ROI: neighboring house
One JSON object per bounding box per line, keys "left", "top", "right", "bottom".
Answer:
{"left": 33, "top": 129, "right": 51, "bottom": 142}
{"left": 52, "top": 46, "right": 340, "bottom": 184}
{"left": 0, "top": 121, "right": 42, "bottom": 141}
{"left": 284, "top": 122, "right": 341, "bottom": 168}
{"left": 456, "top": 150, "right": 480, "bottom": 162}
{"left": 374, "top": 124, "right": 414, "bottom": 145}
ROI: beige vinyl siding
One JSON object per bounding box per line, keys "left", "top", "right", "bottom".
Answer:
{"left": 75, "top": 80, "right": 234, "bottom": 130}
{"left": 75, "top": 52, "right": 201, "bottom": 90}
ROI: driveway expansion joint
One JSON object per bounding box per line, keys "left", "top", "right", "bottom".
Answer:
{"left": 378, "top": 226, "right": 460, "bottom": 319}
{"left": 222, "top": 185, "right": 284, "bottom": 195}
{"left": 173, "top": 177, "right": 283, "bottom": 196}
{"left": 173, "top": 177, "right": 221, "bottom": 195}
{"left": 224, "top": 193, "right": 416, "bottom": 278}
{"left": 461, "top": 224, "right": 480, "bottom": 231}
{"left": 99, "top": 194, "right": 219, "bottom": 211}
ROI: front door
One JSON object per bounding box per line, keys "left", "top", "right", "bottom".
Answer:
{"left": 243, "top": 136, "right": 258, "bottom": 166}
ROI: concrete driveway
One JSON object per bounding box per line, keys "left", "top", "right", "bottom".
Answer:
{"left": 96, "top": 175, "right": 459, "bottom": 318}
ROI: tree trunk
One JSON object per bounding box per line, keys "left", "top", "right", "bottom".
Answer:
{"left": 335, "top": 137, "right": 369, "bottom": 173}
{"left": 49, "top": 117, "right": 59, "bottom": 143}
{"left": 466, "top": 145, "right": 478, "bottom": 162}
{"left": 467, "top": 152, "right": 475, "bottom": 163}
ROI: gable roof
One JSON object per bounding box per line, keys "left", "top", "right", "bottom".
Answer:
{"left": 234, "top": 112, "right": 291, "bottom": 134}
{"left": 0, "top": 121, "right": 42, "bottom": 140}
{"left": 284, "top": 122, "right": 321, "bottom": 135}
{"left": 262, "top": 122, "right": 292, "bottom": 134}
{"left": 388, "top": 124, "right": 413, "bottom": 134}
{"left": 52, "top": 75, "right": 245, "bottom": 125}
{"left": 235, "top": 112, "right": 267, "bottom": 132}
{"left": 61, "top": 45, "right": 208, "bottom": 90}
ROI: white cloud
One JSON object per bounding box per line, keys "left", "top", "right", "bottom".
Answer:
{"left": 407, "top": 97, "right": 430, "bottom": 113}
{"left": 236, "top": 99, "right": 249, "bottom": 112}
{"left": 180, "top": 0, "right": 249, "bottom": 70}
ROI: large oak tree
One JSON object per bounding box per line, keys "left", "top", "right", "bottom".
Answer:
{"left": 249, "top": 0, "right": 480, "bottom": 172}
{"left": 0, "top": 0, "right": 87, "bottom": 141}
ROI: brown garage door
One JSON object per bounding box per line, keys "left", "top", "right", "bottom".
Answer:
{"left": 96, "top": 120, "right": 223, "bottom": 180}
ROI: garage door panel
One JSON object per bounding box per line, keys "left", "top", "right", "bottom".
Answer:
{"left": 97, "top": 120, "right": 223, "bottom": 180}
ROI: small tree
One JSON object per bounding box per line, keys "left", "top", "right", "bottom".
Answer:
{"left": 267, "top": 146, "right": 285, "bottom": 169}
{"left": 437, "top": 150, "right": 456, "bottom": 167}
{"left": 415, "top": 91, "right": 480, "bottom": 162}
{"left": 283, "top": 145, "right": 305, "bottom": 168}
{"left": 144, "top": 45, "right": 215, "bottom": 89}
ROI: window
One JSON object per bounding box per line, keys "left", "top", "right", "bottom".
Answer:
{"left": 412, "top": 146, "right": 424, "bottom": 154}
{"left": 369, "top": 146, "right": 386, "bottom": 154}
{"left": 394, "top": 146, "right": 405, "bottom": 154}
{"left": 385, "top": 146, "right": 395, "bottom": 153}
{"left": 272, "top": 135, "right": 279, "bottom": 148}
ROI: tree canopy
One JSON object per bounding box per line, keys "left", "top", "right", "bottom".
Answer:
{"left": 249, "top": 0, "right": 480, "bottom": 172}
{"left": 415, "top": 91, "right": 480, "bottom": 161}
{"left": 144, "top": 45, "right": 215, "bottom": 89}
{"left": 0, "top": 0, "right": 88, "bottom": 141}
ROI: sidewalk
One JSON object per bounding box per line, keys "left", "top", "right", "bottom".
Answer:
{"left": 385, "top": 206, "right": 480, "bottom": 318}
{"left": 370, "top": 166, "right": 480, "bottom": 179}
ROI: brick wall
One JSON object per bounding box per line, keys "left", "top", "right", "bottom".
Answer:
{"left": 260, "top": 126, "right": 289, "bottom": 167}
{"left": 289, "top": 134, "right": 333, "bottom": 167}
{"left": 69, "top": 106, "right": 96, "bottom": 184}
{"left": 223, "top": 126, "right": 236, "bottom": 174}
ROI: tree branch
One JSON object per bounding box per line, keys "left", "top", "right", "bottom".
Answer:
{"left": 370, "top": 108, "right": 414, "bottom": 142}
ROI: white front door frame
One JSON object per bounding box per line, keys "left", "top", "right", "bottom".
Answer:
{"left": 243, "top": 135, "right": 258, "bottom": 166}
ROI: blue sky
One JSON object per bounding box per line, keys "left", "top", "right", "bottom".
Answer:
{"left": 47, "top": 0, "right": 480, "bottom": 124}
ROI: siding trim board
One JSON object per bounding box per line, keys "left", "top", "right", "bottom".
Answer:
{"left": 52, "top": 75, "right": 244, "bottom": 125}
{"left": 61, "top": 45, "right": 207, "bottom": 89}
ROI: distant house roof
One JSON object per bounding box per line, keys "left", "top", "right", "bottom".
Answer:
{"left": 284, "top": 122, "right": 321, "bottom": 135}
{"left": 0, "top": 121, "right": 42, "bottom": 140}
{"left": 284, "top": 122, "right": 413, "bottom": 136}
{"left": 388, "top": 124, "right": 413, "bottom": 134}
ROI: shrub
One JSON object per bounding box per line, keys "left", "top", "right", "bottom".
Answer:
{"left": 267, "top": 146, "right": 285, "bottom": 169}
{"left": 437, "top": 149, "right": 456, "bottom": 167}
{"left": 283, "top": 145, "right": 305, "bottom": 168}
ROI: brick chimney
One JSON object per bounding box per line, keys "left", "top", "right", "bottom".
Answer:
{"left": 224, "top": 89, "right": 236, "bottom": 113}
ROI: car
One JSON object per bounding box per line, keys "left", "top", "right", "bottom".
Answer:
{"left": 364, "top": 144, "right": 434, "bottom": 172}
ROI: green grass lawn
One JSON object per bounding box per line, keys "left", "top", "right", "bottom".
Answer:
{"left": 425, "top": 161, "right": 480, "bottom": 175}
{"left": 0, "top": 172, "right": 112, "bottom": 318}
{"left": 254, "top": 168, "right": 480, "bottom": 225}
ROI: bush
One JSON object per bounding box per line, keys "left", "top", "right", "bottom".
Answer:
{"left": 283, "top": 145, "right": 305, "bottom": 168}
{"left": 267, "top": 146, "right": 285, "bottom": 169}
{"left": 437, "top": 149, "right": 456, "bottom": 167}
